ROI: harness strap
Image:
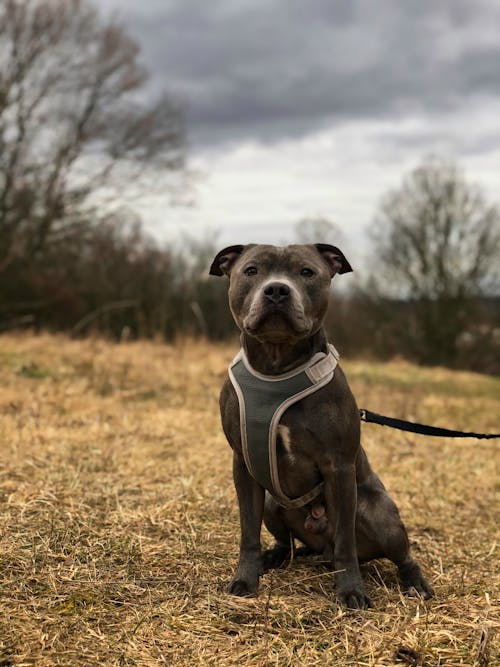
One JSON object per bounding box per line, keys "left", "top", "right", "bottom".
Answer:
{"left": 229, "top": 345, "right": 338, "bottom": 509}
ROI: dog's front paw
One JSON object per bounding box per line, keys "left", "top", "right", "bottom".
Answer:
{"left": 227, "top": 578, "right": 258, "bottom": 596}
{"left": 338, "top": 586, "right": 373, "bottom": 610}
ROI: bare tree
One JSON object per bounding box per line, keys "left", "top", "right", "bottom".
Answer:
{"left": 371, "top": 157, "right": 500, "bottom": 364}
{"left": 293, "top": 216, "right": 343, "bottom": 245}
{"left": 0, "top": 0, "right": 185, "bottom": 273}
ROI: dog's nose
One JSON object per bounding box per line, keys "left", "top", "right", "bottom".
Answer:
{"left": 263, "top": 282, "right": 291, "bottom": 304}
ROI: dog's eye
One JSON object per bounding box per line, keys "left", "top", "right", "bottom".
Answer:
{"left": 300, "top": 268, "right": 315, "bottom": 277}
{"left": 244, "top": 266, "right": 258, "bottom": 276}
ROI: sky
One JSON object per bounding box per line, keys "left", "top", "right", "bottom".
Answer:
{"left": 98, "top": 0, "right": 500, "bottom": 268}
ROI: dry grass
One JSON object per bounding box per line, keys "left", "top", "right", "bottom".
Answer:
{"left": 0, "top": 334, "right": 498, "bottom": 666}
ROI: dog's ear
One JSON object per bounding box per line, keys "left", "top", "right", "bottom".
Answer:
{"left": 209, "top": 244, "right": 246, "bottom": 276}
{"left": 314, "top": 244, "right": 353, "bottom": 276}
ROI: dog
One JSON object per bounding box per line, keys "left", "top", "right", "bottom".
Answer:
{"left": 209, "top": 243, "right": 433, "bottom": 609}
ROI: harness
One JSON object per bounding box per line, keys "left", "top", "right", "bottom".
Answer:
{"left": 228, "top": 345, "right": 339, "bottom": 509}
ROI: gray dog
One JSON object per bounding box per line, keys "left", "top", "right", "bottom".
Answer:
{"left": 209, "top": 243, "right": 433, "bottom": 609}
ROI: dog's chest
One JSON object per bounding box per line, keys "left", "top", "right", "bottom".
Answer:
{"left": 276, "top": 423, "right": 321, "bottom": 497}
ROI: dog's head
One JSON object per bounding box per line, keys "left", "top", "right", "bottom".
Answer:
{"left": 209, "top": 243, "right": 352, "bottom": 343}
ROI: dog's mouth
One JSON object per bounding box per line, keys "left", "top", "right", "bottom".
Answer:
{"left": 242, "top": 305, "right": 311, "bottom": 341}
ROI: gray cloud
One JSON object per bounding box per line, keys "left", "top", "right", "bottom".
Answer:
{"left": 98, "top": 0, "right": 500, "bottom": 146}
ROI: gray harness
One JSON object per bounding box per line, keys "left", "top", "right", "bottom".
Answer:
{"left": 228, "top": 345, "right": 339, "bottom": 509}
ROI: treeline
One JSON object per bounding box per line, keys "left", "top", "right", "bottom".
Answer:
{"left": 0, "top": 213, "right": 232, "bottom": 341}
{"left": 325, "top": 292, "right": 500, "bottom": 374}
{"left": 1, "top": 213, "right": 498, "bottom": 374}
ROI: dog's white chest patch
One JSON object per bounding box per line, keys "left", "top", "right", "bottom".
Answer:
{"left": 278, "top": 424, "right": 295, "bottom": 464}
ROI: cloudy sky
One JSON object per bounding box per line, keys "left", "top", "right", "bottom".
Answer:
{"left": 99, "top": 0, "right": 500, "bottom": 267}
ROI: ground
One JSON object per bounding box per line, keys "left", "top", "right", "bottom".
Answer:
{"left": 0, "top": 334, "right": 498, "bottom": 666}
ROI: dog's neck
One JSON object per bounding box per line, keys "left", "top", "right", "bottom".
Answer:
{"left": 241, "top": 329, "right": 329, "bottom": 375}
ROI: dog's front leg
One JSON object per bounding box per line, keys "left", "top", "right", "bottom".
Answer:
{"left": 227, "top": 450, "right": 265, "bottom": 596}
{"left": 323, "top": 460, "right": 372, "bottom": 609}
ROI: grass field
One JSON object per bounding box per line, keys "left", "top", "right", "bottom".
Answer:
{"left": 0, "top": 334, "right": 498, "bottom": 666}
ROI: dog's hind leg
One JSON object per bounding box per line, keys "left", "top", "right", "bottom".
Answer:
{"left": 356, "top": 480, "right": 434, "bottom": 599}
{"left": 263, "top": 493, "right": 330, "bottom": 570}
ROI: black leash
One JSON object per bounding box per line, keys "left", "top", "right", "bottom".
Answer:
{"left": 359, "top": 409, "right": 500, "bottom": 440}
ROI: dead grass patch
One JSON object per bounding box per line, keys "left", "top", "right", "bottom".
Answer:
{"left": 0, "top": 334, "right": 498, "bottom": 665}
